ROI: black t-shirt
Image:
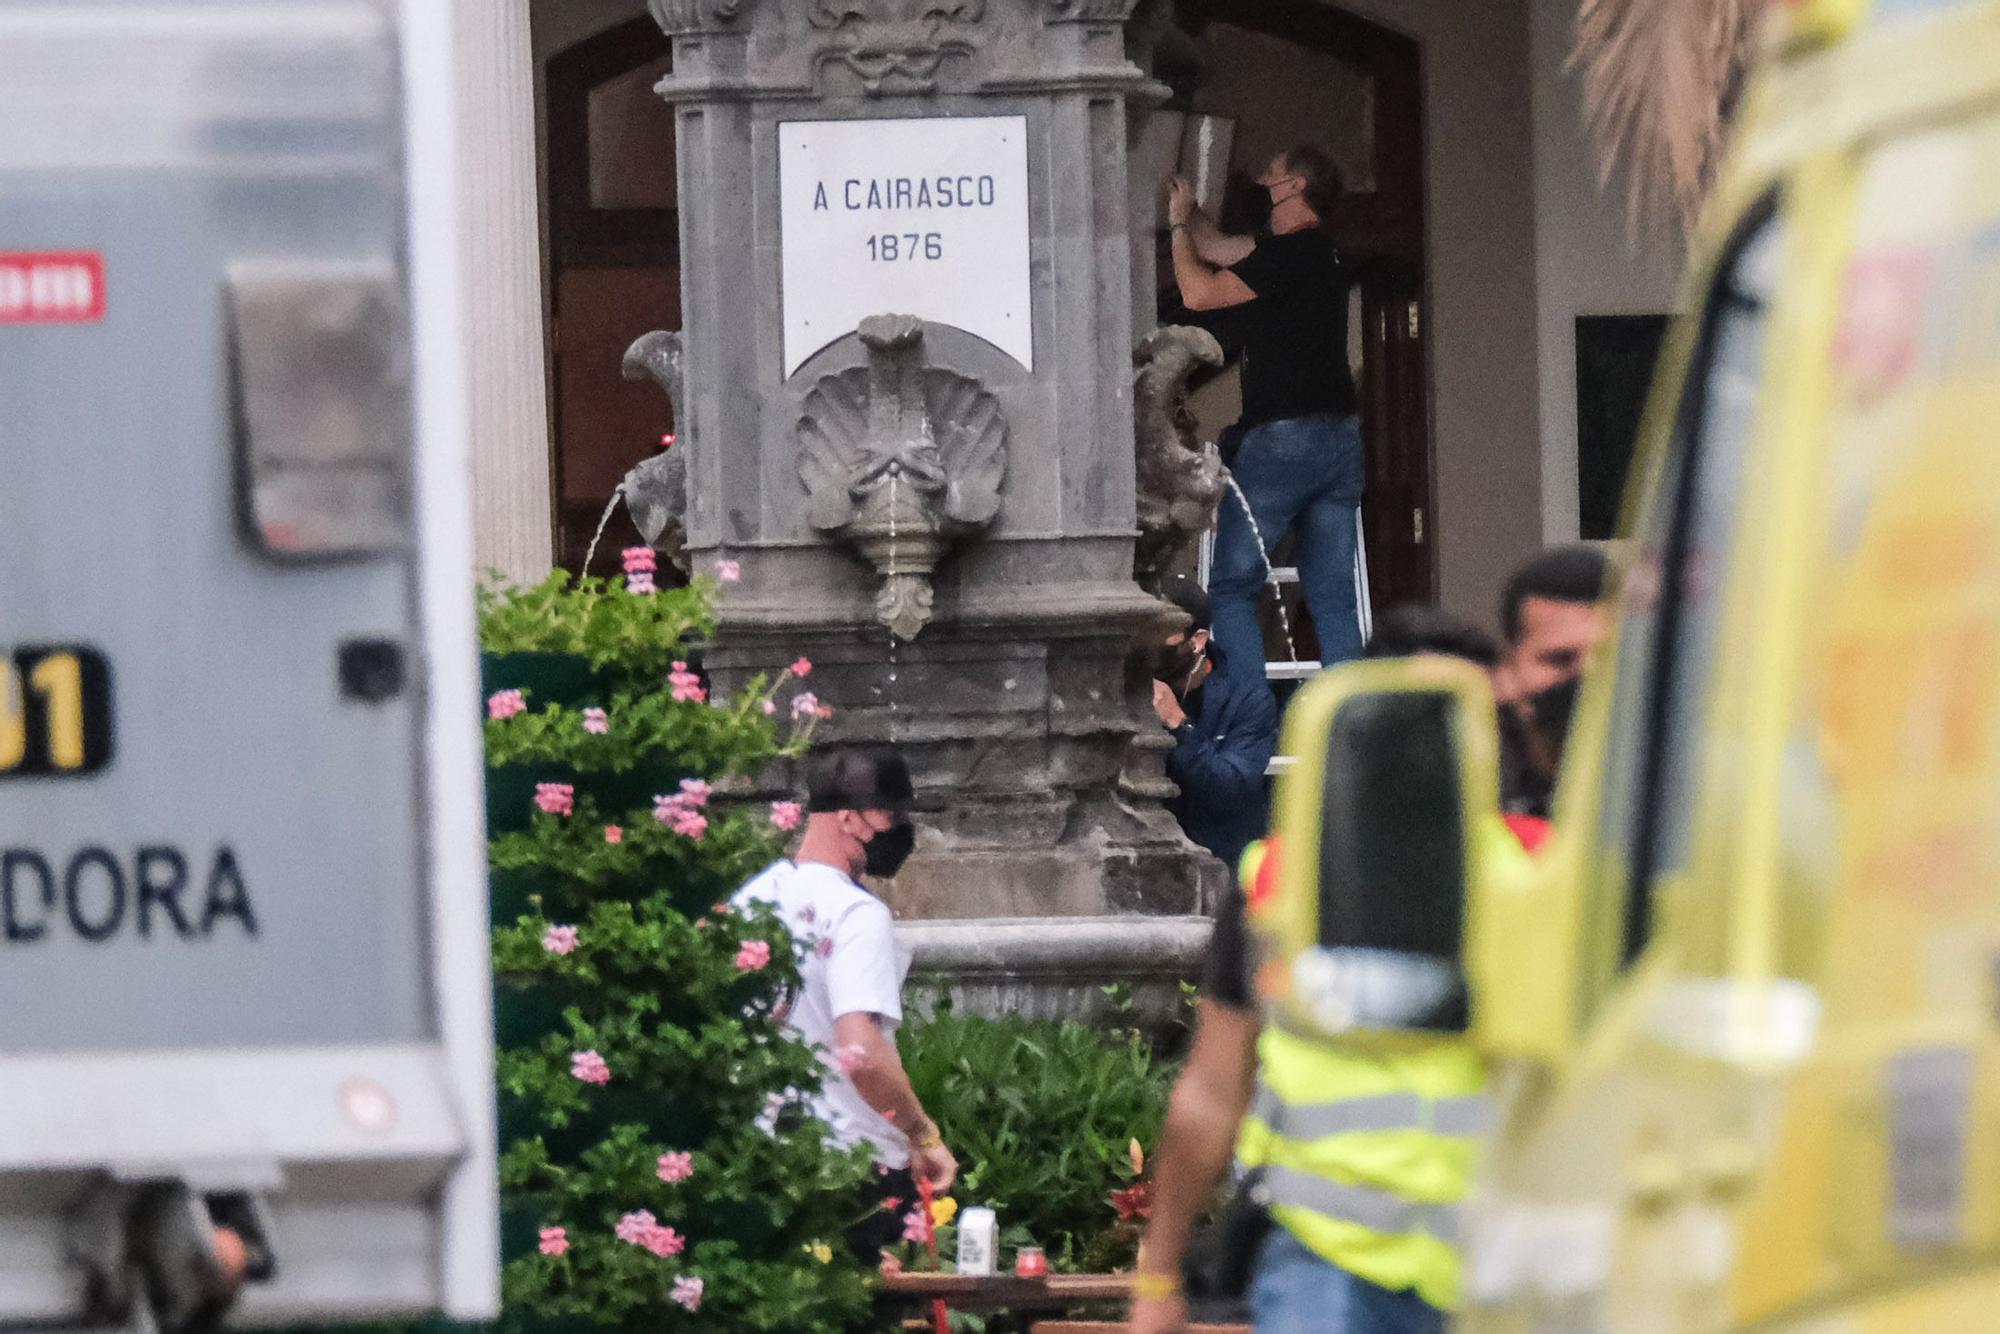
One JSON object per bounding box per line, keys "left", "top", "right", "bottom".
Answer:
{"left": 1199, "top": 884, "right": 1255, "bottom": 1012}
{"left": 1227, "top": 229, "right": 1359, "bottom": 427}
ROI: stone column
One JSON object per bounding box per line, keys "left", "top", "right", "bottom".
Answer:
{"left": 454, "top": 0, "right": 553, "bottom": 585}
{"left": 643, "top": 0, "right": 1224, "bottom": 920}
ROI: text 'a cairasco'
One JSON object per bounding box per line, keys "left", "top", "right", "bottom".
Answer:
{"left": 1, "top": 845, "right": 258, "bottom": 944}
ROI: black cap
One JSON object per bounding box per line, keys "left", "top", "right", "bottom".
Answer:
{"left": 1158, "top": 573, "right": 1211, "bottom": 632}
{"left": 805, "top": 746, "right": 915, "bottom": 814}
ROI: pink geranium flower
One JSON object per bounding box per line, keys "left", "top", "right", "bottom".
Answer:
{"left": 657, "top": 1151, "right": 694, "bottom": 1184}
{"left": 790, "top": 691, "right": 820, "bottom": 721}
{"left": 769, "top": 800, "right": 803, "bottom": 831}
{"left": 604, "top": 825, "right": 623, "bottom": 844}
{"left": 487, "top": 689, "right": 526, "bottom": 720}
{"left": 542, "top": 925, "right": 579, "bottom": 956}
{"left": 672, "top": 1275, "right": 704, "bottom": 1311}
{"left": 790, "top": 657, "right": 813, "bottom": 678}
{"left": 902, "top": 1209, "right": 930, "bottom": 1244}
{"left": 640, "top": 1224, "right": 686, "bottom": 1258}
{"left": 714, "top": 559, "right": 741, "bottom": 583}
{"left": 538, "top": 1225, "right": 568, "bottom": 1257}
{"left": 734, "top": 940, "right": 772, "bottom": 971}
{"left": 622, "top": 546, "right": 658, "bottom": 596}
{"left": 615, "top": 1210, "right": 658, "bottom": 1245}
{"left": 582, "top": 707, "right": 609, "bottom": 734}
{"left": 668, "top": 660, "right": 706, "bottom": 704}
{"left": 760, "top": 699, "right": 777, "bottom": 716}
{"left": 534, "top": 782, "right": 575, "bottom": 817}
{"left": 653, "top": 800, "right": 707, "bottom": 841}
{"left": 652, "top": 783, "right": 710, "bottom": 840}
{"left": 570, "top": 1050, "right": 610, "bottom": 1085}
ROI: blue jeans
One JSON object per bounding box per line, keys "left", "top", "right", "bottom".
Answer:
{"left": 1251, "top": 1227, "right": 1446, "bottom": 1334}
{"left": 1211, "top": 414, "right": 1365, "bottom": 687}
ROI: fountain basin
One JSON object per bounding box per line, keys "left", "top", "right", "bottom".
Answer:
{"left": 898, "top": 915, "right": 1213, "bottom": 1037}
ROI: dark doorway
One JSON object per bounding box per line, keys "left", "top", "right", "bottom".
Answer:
{"left": 545, "top": 18, "right": 683, "bottom": 578}
{"left": 1170, "top": 0, "right": 1434, "bottom": 618}
{"left": 1575, "top": 314, "right": 1670, "bottom": 541}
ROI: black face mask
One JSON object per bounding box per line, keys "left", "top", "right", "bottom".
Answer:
{"left": 862, "top": 820, "right": 917, "bottom": 879}
{"left": 1153, "top": 639, "right": 1206, "bottom": 687}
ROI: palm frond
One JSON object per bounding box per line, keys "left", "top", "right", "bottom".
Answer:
{"left": 1572, "top": 0, "right": 1766, "bottom": 235}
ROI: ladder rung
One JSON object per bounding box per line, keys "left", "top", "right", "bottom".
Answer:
{"left": 1266, "top": 756, "right": 1296, "bottom": 777}
{"left": 1265, "top": 567, "right": 1299, "bottom": 585}
{"left": 1264, "top": 660, "right": 1322, "bottom": 681}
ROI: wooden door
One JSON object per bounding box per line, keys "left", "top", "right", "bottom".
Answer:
{"left": 1359, "top": 270, "right": 1431, "bottom": 608}
{"left": 546, "top": 18, "right": 683, "bottom": 578}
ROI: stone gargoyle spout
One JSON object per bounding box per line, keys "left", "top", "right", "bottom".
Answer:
{"left": 797, "top": 314, "right": 1008, "bottom": 640}
{"left": 619, "top": 329, "right": 690, "bottom": 573}
{"left": 1132, "top": 324, "right": 1224, "bottom": 588}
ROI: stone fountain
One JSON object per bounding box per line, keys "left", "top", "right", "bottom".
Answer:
{"left": 624, "top": 0, "right": 1234, "bottom": 1023}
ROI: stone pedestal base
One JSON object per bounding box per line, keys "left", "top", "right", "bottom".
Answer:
{"left": 705, "top": 573, "right": 1227, "bottom": 920}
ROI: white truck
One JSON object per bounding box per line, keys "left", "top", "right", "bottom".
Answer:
{"left": 0, "top": 1, "right": 496, "bottom": 1326}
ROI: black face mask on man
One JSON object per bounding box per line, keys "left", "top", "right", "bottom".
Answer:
{"left": 862, "top": 820, "right": 918, "bottom": 878}
{"left": 1153, "top": 636, "right": 1207, "bottom": 688}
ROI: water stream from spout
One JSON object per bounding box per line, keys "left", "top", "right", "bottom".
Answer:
{"left": 581, "top": 483, "right": 628, "bottom": 579}
{"left": 885, "top": 468, "right": 901, "bottom": 740}
{"left": 1222, "top": 471, "right": 1299, "bottom": 663}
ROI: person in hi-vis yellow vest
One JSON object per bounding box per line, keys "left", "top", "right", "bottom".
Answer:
{"left": 1131, "top": 653, "right": 1523, "bottom": 1333}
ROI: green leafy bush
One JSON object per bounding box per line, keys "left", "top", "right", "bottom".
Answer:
{"left": 483, "top": 566, "right": 875, "bottom": 1332}
{"left": 898, "top": 1006, "right": 1175, "bottom": 1274}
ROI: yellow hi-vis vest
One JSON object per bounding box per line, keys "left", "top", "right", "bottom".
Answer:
{"left": 1235, "top": 1023, "right": 1487, "bottom": 1312}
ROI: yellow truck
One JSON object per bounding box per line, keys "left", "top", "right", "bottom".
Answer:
{"left": 1262, "top": 0, "right": 2000, "bottom": 1326}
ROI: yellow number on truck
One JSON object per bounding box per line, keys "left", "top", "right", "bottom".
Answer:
{"left": 0, "top": 648, "right": 113, "bottom": 778}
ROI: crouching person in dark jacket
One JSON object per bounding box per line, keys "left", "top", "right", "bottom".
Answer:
{"left": 1150, "top": 575, "right": 1280, "bottom": 874}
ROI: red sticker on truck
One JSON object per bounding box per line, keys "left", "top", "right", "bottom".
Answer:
{"left": 0, "top": 251, "right": 106, "bottom": 325}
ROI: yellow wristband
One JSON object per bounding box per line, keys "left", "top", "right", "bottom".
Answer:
{"left": 1131, "top": 1271, "right": 1180, "bottom": 1301}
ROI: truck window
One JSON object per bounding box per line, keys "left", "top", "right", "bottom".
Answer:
{"left": 1596, "top": 204, "right": 1787, "bottom": 970}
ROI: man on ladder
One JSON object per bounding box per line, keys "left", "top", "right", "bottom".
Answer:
{"left": 1167, "top": 146, "right": 1368, "bottom": 687}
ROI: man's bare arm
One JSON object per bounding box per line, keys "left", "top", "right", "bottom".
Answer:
{"left": 1166, "top": 177, "right": 1257, "bottom": 312}
{"left": 1135, "top": 999, "right": 1260, "bottom": 1282}
{"left": 833, "top": 1010, "right": 929, "bottom": 1132}
{"left": 832, "top": 1010, "right": 957, "bottom": 1190}
{"left": 1184, "top": 207, "right": 1255, "bottom": 267}
{"left": 1171, "top": 227, "right": 1258, "bottom": 312}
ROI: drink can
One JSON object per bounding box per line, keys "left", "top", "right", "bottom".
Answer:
{"left": 956, "top": 1206, "right": 997, "bottom": 1276}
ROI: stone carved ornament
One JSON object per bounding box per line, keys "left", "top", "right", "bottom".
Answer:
{"left": 648, "top": 0, "right": 751, "bottom": 36}
{"left": 798, "top": 315, "right": 1008, "bottom": 640}
{"left": 619, "top": 330, "right": 691, "bottom": 573}
{"left": 1132, "top": 324, "right": 1224, "bottom": 590}
{"left": 1044, "top": 0, "right": 1143, "bottom": 21}
{"left": 807, "top": 0, "right": 987, "bottom": 95}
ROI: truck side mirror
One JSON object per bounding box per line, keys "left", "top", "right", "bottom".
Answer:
{"left": 1259, "top": 659, "right": 1498, "bottom": 1038}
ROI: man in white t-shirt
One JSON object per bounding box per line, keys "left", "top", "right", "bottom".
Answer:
{"left": 733, "top": 745, "right": 956, "bottom": 1264}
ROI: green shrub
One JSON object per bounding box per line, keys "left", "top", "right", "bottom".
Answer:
{"left": 898, "top": 1007, "right": 1175, "bottom": 1274}
{"left": 483, "top": 567, "right": 875, "bottom": 1332}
